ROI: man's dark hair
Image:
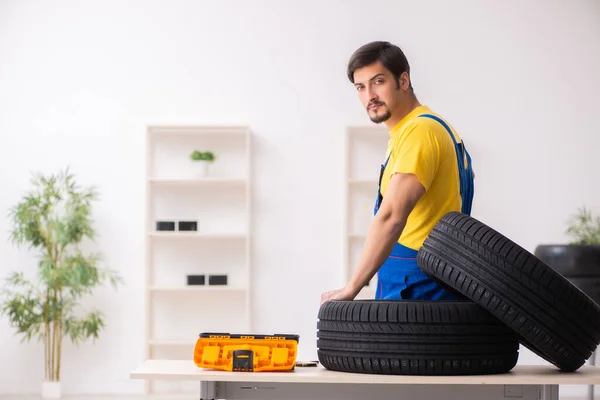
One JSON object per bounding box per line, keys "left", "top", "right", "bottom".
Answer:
{"left": 347, "top": 41, "right": 413, "bottom": 90}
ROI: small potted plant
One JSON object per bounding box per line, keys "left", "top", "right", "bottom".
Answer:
{"left": 534, "top": 207, "right": 600, "bottom": 304}
{"left": 190, "top": 150, "right": 215, "bottom": 178}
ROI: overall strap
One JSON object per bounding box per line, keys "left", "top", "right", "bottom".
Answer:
{"left": 374, "top": 152, "right": 392, "bottom": 215}
{"left": 418, "top": 114, "right": 474, "bottom": 215}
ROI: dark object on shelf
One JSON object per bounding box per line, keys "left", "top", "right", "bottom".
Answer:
{"left": 208, "top": 275, "right": 228, "bottom": 285}
{"left": 187, "top": 275, "right": 206, "bottom": 286}
{"left": 156, "top": 221, "right": 175, "bottom": 231}
{"left": 535, "top": 244, "right": 600, "bottom": 304}
{"left": 295, "top": 361, "right": 319, "bottom": 367}
{"left": 232, "top": 350, "right": 254, "bottom": 372}
{"left": 179, "top": 221, "right": 198, "bottom": 231}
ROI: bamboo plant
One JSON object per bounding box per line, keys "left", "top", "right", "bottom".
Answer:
{"left": 0, "top": 169, "right": 122, "bottom": 382}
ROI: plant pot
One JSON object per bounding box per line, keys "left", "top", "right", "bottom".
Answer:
{"left": 534, "top": 244, "right": 600, "bottom": 304}
{"left": 42, "top": 381, "right": 61, "bottom": 399}
{"left": 194, "top": 160, "right": 211, "bottom": 178}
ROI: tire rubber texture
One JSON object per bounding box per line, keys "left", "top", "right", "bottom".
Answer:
{"left": 417, "top": 211, "right": 600, "bottom": 372}
{"left": 562, "top": 277, "right": 600, "bottom": 306}
{"left": 317, "top": 300, "right": 519, "bottom": 375}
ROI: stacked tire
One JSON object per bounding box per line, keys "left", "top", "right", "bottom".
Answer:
{"left": 318, "top": 212, "right": 600, "bottom": 375}
{"left": 317, "top": 300, "right": 519, "bottom": 375}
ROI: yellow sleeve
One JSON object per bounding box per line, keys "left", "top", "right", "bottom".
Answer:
{"left": 389, "top": 122, "right": 440, "bottom": 191}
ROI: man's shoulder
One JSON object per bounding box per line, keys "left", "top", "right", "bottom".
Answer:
{"left": 387, "top": 112, "right": 458, "bottom": 161}
{"left": 403, "top": 111, "right": 461, "bottom": 145}
{"left": 394, "top": 112, "right": 450, "bottom": 142}
{"left": 407, "top": 111, "right": 450, "bottom": 132}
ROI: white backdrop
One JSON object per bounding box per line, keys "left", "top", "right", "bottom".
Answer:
{"left": 0, "top": 0, "right": 599, "bottom": 397}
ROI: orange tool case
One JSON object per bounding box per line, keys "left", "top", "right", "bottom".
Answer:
{"left": 193, "top": 332, "right": 300, "bottom": 372}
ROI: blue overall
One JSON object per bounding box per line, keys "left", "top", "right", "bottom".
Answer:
{"left": 374, "top": 113, "right": 474, "bottom": 300}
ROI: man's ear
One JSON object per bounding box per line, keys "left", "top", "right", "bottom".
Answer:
{"left": 400, "top": 72, "right": 411, "bottom": 91}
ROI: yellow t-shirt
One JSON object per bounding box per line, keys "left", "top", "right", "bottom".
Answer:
{"left": 379, "top": 105, "right": 465, "bottom": 250}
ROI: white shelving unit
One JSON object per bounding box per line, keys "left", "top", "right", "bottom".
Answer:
{"left": 145, "top": 125, "right": 252, "bottom": 396}
{"left": 342, "top": 126, "right": 389, "bottom": 299}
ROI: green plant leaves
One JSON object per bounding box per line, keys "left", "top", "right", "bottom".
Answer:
{"left": 63, "top": 310, "right": 105, "bottom": 345}
{"left": 0, "top": 272, "right": 44, "bottom": 343}
{"left": 190, "top": 150, "right": 215, "bottom": 161}
{"left": 566, "top": 207, "right": 600, "bottom": 245}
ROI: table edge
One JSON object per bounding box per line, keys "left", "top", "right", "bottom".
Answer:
{"left": 129, "top": 361, "right": 600, "bottom": 385}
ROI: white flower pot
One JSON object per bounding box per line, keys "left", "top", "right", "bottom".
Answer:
{"left": 195, "top": 160, "right": 211, "bottom": 178}
{"left": 42, "top": 381, "right": 61, "bottom": 399}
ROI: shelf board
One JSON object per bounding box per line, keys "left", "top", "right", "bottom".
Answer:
{"left": 149, "top": 177, "right": 247, "bottom": 186}
{"left": 149, "top": 232, "right": 247, "bottom": 239}
{"left": 149, "top": 286, "right": 246, "bottom": 293}
{"left": 148, "top": 125, "right": 250, "bottom": 137}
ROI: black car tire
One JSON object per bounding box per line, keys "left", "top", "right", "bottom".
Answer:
{"left": 417, "top": 212, "right": 600, "bottom": 372}
{"left": 317, "top": 299, "right": 519, "bottom": 375}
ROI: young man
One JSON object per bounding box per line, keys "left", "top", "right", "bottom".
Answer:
{"left": 320, "top": 41, "right": 474, "bottom": 304}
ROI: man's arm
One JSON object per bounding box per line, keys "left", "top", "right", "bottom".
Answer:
{"left": 346, "top": 171, "right": 425, "bottom": 295}
{"left": 320, "top": 171, "right": 425, "bottom": 304}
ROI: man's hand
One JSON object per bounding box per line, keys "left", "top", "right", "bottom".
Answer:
{"left": 320, "top": 286, "right": 356, "bottom": 305}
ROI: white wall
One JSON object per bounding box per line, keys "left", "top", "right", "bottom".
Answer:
{"left": 0, "top": 0, "right": 599, "bottom": 396}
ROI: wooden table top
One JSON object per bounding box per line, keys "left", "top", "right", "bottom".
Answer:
{"left": 130, "top": 360, "right": 600, "bottom": 385}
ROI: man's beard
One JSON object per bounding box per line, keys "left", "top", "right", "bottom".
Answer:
{"left": 368, "top": 106, "right": 391, "bottom": 124}
{"left": 367, "top": 101, "right": 392, "bottom": 124}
